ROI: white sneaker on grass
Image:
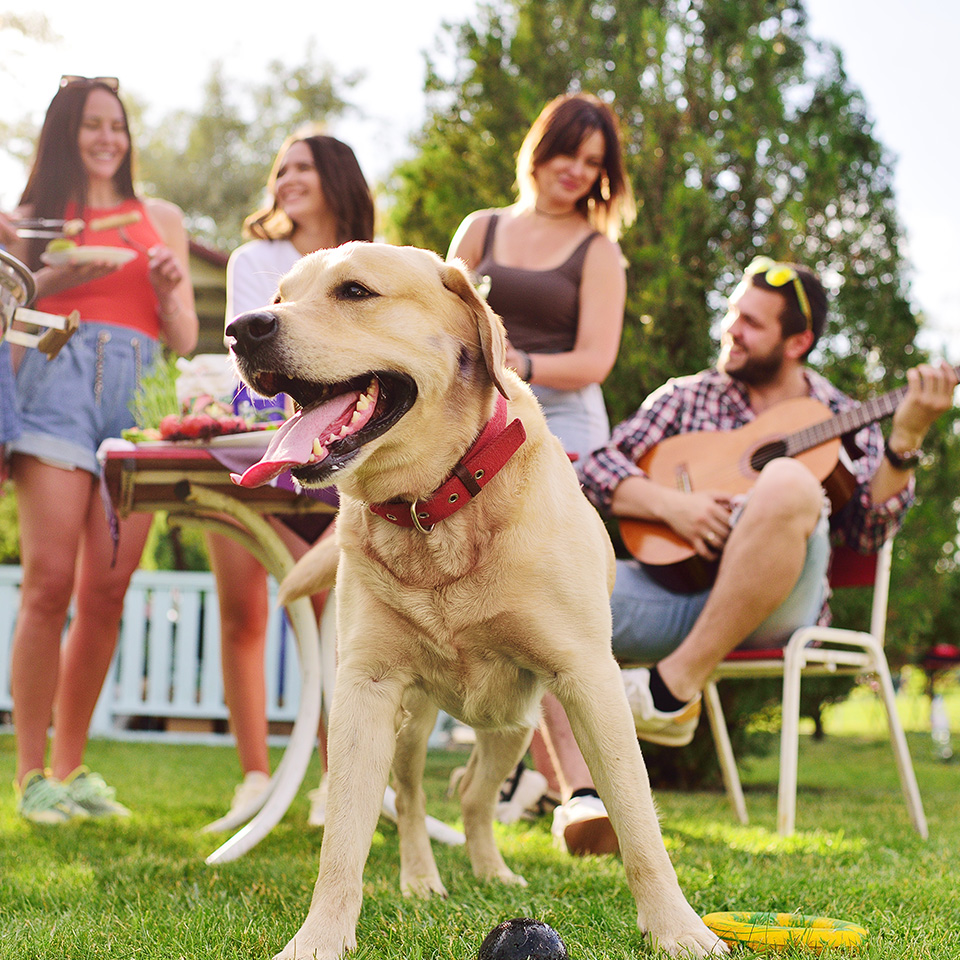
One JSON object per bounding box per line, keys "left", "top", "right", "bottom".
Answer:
{"left": 202, "top": 770, "right": 270, "bottom": 833}
{"left": 229, "top": 771, "right": 271, "bottom": 814}
{"left": 308, "top": 775, "right": 329, "bottom": 827}
{"left": 621, "top": 667, "right": 702, "bottom": 746}
{"left": 551, "top": 794, "right": 619, "bottom": 856}
{"left": 496, "top": 763, "right": 549, "bottom": 824}
{"left": 62, "top": 767, "right": 131, "bottom": 818}
{"left": 448, "top": 761, "right": 550, "bottom": 824}
{"left": 15, "top": 770, "right": 89, "bottom": 824}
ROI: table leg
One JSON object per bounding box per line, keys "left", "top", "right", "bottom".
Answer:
{"left": 158, "top": 485, "right": 324, "bottom": 863}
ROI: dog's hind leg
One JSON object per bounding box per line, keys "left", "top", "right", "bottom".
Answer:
{"left": 272, "top": 664, "right": 407, "bottom": 960}
{"left": 393, "top": 688, "right": 447, "bottom": 898}
{"left": 458, "top": 726, "right": 532, "bottom": 885}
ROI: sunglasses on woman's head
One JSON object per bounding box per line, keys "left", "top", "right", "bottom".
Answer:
{"left": 60, "top": 75, "right": 120, "bottom": 92}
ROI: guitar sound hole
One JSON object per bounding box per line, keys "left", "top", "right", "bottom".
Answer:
{"left": 750, "top": 440, "right": 787, "bottom": 472}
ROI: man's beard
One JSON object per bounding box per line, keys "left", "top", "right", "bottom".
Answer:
{"left": 718, "top": 339, "right": 785, "bottom": 386}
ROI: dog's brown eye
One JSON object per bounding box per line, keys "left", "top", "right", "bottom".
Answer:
{"left": 335, "top": 281, "right": 377, "bottom": 300}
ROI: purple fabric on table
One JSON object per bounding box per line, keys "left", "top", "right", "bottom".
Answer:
{"left": 233, "top": 383, "right": 286, "bottom": 421}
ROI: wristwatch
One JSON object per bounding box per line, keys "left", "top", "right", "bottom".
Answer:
{"left": 884, "top": 438, "right": 923, "bottom": 470}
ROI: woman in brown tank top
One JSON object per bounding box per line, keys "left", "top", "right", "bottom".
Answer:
{"left": 448, "top": 92, "right": 635, "bottom": 462}
{"left": 447, "top": 92, "right": 635, "bottom": 856}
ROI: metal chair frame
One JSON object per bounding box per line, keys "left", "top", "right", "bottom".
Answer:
{"left": 701, "top": 536, "right": 928, "bottom": 838}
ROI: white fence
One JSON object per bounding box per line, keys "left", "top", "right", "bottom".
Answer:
{"left": 0, "top": 564, "right": 302, "bottom": 739}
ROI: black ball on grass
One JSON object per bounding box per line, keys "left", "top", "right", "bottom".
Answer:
{"left": 477, "top": 918, "right": 569, "bottom": 960}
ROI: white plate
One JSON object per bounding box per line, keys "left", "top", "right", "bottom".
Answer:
{"left": 206, "top": 430, "right": 278, "bottom": 449}
{"left": 132, "top": 428, "right": 278, "bottom": 450}
{"left": 40, "top": 246, "right": 138, "bottom": 267}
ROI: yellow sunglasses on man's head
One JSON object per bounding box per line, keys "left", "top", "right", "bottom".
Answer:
{"left": 744, "top": 256, "right": 813, "bottom": 331}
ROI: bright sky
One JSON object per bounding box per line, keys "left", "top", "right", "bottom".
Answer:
{"left": 2, "top": 0, "right": 957, "bottom": 356}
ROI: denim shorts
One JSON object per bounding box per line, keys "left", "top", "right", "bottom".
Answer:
{"left": 610, "top": 497, "right": 832, "bottom": 662}
{"left": 8, "top": 321, "right": 158, "bottom": 476}
{"left": 0, "top": 341, "right": 19, "bottom": 444}
{"left": 531, "top": 381, "right": 610, "bottom": 463}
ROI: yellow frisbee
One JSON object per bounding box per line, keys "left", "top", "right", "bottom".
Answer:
{"left": 702, "top": 912, "right": 868, "bottom": 953}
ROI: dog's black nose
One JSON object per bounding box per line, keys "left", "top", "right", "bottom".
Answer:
{"left": 226, "top": 310, "right": 279, "bottom": 358}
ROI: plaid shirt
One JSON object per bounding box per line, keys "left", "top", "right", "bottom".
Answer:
{"left": 580, "top": 367, "right": 914, "bottom": 556}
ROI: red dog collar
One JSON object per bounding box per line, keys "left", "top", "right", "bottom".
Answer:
{"left": 369, "top": 394, "right": 526, "bottom": 532}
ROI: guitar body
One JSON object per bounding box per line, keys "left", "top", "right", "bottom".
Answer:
{"left": 620, "top": 396, "right": 843, "bottom": 572}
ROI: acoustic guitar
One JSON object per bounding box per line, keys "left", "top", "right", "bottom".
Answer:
{"left": 619, "top": 369, "right": 956, "bottom": 591}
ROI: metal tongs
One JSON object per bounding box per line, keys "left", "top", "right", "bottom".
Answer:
{"left": 0, "top": 249, "right": 79, "bottom": 359}
{"left": 12, "top": 217, "right": 85, "bottom": 239}
{"left": 4, "top": 307, "right": 80, "bottom": 358}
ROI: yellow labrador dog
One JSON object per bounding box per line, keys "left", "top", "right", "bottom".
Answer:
{"left": 228, "top": 242, "right": 725, "bottom": 960}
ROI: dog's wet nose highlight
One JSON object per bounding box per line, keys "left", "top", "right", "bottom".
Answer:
{"left": 226, "top": 310, "right": 279, "bottom": 354}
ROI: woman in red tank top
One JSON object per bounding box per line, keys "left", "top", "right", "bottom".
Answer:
{"left": 5, "top": 78, "right": 198, "bottom": 823}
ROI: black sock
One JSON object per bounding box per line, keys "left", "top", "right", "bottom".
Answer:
{"left": 570, "top": 787, "right": 600, "bottom": 800}
{"left": 499, "top": 761, "right": 526, "bottom": 801}
{"left": 649, "top": 665, "right": 687, "bottom": 713}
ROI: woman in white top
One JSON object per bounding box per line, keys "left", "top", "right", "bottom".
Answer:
{"left": 206, "top": 133, "right": 374, "bottom": 824}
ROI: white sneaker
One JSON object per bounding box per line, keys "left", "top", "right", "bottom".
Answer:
{"left": 496, "top": 764, "right": 549, "bottom": 824}
{"left": 621, "top": 667, "right": 702, "bottom": 747}
{"left": 551, "top": 794, "right": 619, "bottom": 856}
{"left": 229, "top": 770, "right": 270, "bottom": 813}
{"left": 307, "top": 775, "right": 329, "bottom": 827}
{"left": 201, "top": 770, "right": 271, "bottom": 833}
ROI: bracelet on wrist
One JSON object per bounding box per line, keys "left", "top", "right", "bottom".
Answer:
{"left": 517, "top": 350, "right": 533, "bottom": 382}
{"left": 884, "top": 437, "right": 923, "bottom": 470}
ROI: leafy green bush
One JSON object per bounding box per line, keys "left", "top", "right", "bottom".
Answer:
{"left": 0, "top": 484, "right": 19, "bottom": 564}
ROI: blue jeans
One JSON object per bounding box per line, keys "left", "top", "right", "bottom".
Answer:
{"left": 0, "top": 340, "right": 19, "bottom": 445}
{"left": 610, "top": 503, "right": 831, "bottom": 662}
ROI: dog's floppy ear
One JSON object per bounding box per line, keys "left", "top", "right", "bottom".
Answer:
{"left": 440, "top": 260, "right": 514, "bottom": 399}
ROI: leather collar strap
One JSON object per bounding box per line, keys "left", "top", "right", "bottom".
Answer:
{"left": 369, "top": 394, "right": 526, "bottom": 532}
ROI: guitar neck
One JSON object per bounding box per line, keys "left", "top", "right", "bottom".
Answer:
{"left": 786, "top": 364, "right": 960, "bottom": 458}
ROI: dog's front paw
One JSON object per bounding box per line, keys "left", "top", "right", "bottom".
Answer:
{"left": 639, "top": 899, "right": 728, "bottom": 958}
{"left": 648, "top": 929, "right": 728, "bottom": 958}
{"left": 271, "top": 924, "right": 356, "bottom": 960}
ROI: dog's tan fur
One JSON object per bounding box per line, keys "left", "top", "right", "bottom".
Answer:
{"left": 231, "top": 242, "right": 725, "bottom": 959}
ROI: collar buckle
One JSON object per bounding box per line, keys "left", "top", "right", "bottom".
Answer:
{"left": 410, "top": 498, "right": 435, "bottom": 534}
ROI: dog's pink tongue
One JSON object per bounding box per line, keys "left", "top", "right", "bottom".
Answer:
{"left": 232, "top": 390, "right": 361, "bottom": 487}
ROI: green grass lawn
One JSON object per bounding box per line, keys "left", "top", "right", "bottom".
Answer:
{"left": 1, "top": 728, "right": 958, "bottom": 959}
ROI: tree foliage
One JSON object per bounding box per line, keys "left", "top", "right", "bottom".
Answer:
{"left": 0, "top": 12, "right": 60, "bottom": 184}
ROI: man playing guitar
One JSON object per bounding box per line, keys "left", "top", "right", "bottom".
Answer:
{"left": 577, "top": 256, "right": 957, "bottom": 746}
